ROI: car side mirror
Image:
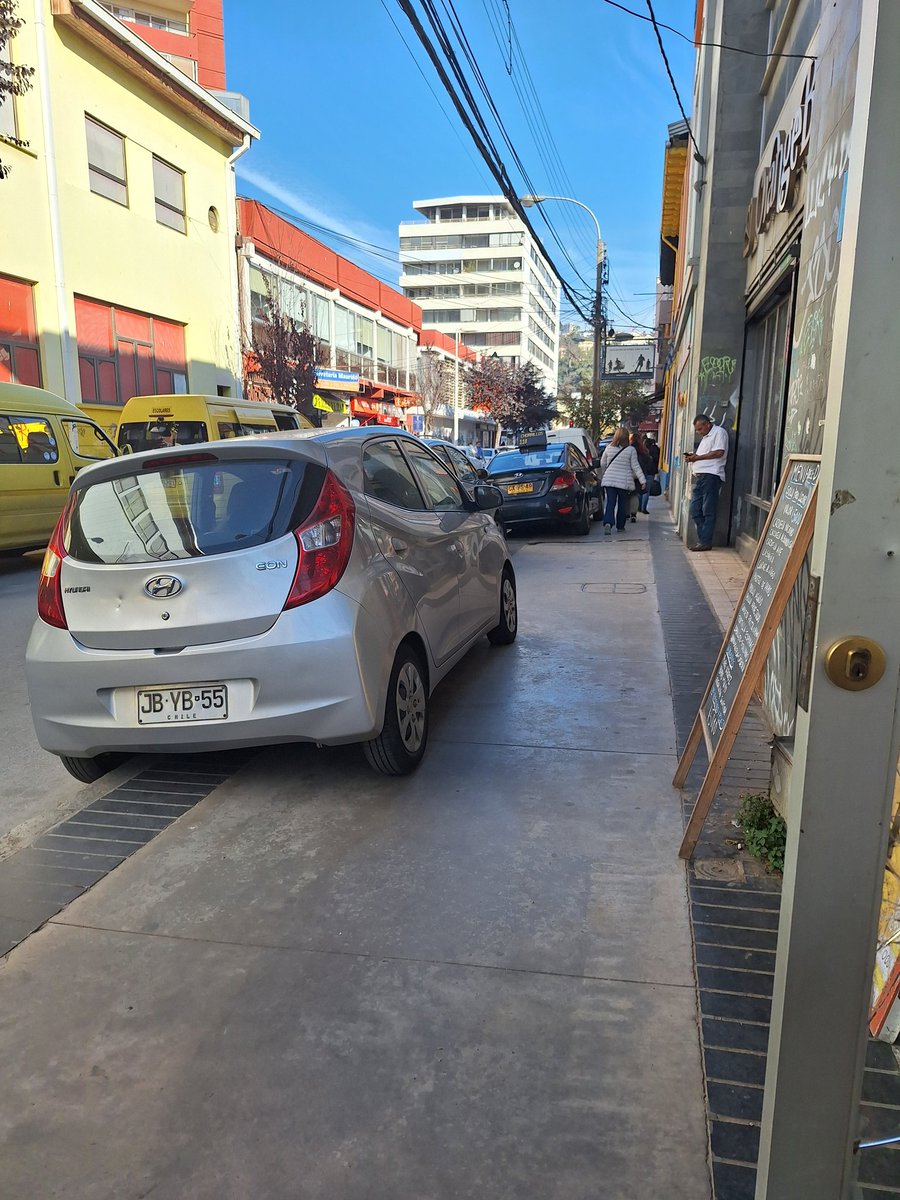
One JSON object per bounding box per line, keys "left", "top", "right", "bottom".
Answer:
{"left": 473, "top": 483, "right": 503, "bottom": 510}
{"left": 477, "top": 467, "right": 489, "bottom": 480}
{"left": 120, "top": 443, "right": 133, "bottom": 454}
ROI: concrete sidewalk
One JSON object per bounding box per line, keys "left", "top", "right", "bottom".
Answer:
{"left": 0, "top": 517, "right": 712, "bottom": 1199}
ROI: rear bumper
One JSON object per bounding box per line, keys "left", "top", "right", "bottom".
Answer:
{"left": 499, "top": 492, "right": 584, "bottom": 525}
{"left": 25, "top": 590, "right": 391, "bottom": 758}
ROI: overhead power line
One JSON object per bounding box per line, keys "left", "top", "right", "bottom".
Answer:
{"left": 643, "top": 0, "right": 704, "bottom": 163}
{"left": 430, "top": 0, "right": 598, "bottom": 297}
{"left": 378, "top": 0, "right": 496, "bottom": 192}
{"left": 599, "top": 0, "right": 817, "bottom": 61}
{"left": 393, "top": 0, "right": 594, "bottom": 324}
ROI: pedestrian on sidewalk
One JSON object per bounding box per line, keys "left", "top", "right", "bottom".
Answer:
{"left": 600, "top": 427, "right": 645, "bottom": 534}
{"left": 630, "top": 431, "right": 659, "bottom": 519}
{"left": 635, "top": 432, "right": 660, "bottom": 514}
{"left": 685, "top": 414, "right": 728, "bottom": 551}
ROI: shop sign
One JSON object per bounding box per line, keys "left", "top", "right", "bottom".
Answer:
{"left": 315, "top": 368, "right": 359, "bottom": 391}
{"left": 743, "top": 64, "right": 816, "bottom": 258}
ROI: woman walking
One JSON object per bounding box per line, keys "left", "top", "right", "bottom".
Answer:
{"left": 631, "top": 431, "right": 659, "bottom": 517}
{"left": 600, "top": 427, "right": 645, "bottom": 534}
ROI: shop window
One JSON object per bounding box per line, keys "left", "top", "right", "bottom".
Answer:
{"left": 86, "top": 116, "right": 128, "bottom": 206}
{"left": 153, "top": 156, "right": 186, "bottom": 233}
{"left": 737, "top": 291, "right": 793, "bottom": 543}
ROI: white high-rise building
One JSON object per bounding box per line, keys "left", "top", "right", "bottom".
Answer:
{"left": 398, "top": 196, "right": 561, "bottom": 394}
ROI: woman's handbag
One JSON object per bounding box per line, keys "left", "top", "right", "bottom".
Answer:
{"left": 649, "top": 477, "right": 662, "bottom": 497}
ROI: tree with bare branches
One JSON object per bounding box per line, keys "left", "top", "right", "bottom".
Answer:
{"left": 0, "top": 0, "right": 34, "bottom": 180}
{"left": 417, "top": 349, "right": 446, "bottom": 435}
{"left": 246, "top": 286, "right": 319, "bottom": 425}
{"left": 464, "top": 355, "right": 520, "bottom": 446}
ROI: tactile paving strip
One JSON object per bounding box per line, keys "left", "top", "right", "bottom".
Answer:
{"left": 0, "top": 753, "right": 250, "bottom": 958}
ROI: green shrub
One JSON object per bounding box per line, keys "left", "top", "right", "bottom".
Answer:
{"left": 737, "top": 793, "right": 787, "bottom": 873}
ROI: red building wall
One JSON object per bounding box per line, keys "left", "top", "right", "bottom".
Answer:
{"left": 238, "top": 199, "right": 423, "bottom": 333}
{"left": 115, "top": 1, "right": 226, "bottom": 91}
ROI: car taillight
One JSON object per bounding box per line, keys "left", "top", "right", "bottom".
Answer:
{"left": 550, "top": 472, "right": 576, "bottom": 491}
{"left": 284, "top": 470, "right": 356, "bottom": 609}
{"left": 37, "top": 495, "right": 74, "bottom": 629}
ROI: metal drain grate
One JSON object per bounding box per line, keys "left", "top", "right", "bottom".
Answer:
{"left": 0, "top": 753, "right": 250, "bottom": 958}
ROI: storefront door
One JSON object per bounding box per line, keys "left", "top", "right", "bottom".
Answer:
{"left": 734, "top": 286, "right": 794, "bottom": 551}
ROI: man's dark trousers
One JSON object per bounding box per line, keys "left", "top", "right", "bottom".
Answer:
{"left": 690, "top": 473, "right": 722, "bottom": 547}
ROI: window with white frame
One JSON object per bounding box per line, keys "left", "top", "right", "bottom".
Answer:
{"left": 86, "top": 116, "right": 128, "bottom": 206}
{"left": 0, "top": 39, "right": 17, "bottom": 141}
{"left": 153, "top": 156, "right": 186, "bottom": 233}
{"left": 99, "top": 5, "right": 188, "bottom": 34}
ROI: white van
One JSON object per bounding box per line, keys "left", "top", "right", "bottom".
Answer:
{"left": 546, "top": 427, "right": 601, "bottom": 466}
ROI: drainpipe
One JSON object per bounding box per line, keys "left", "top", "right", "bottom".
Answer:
{"left": 226, "top": 133, "right": 252, "bottom": 397}
{"left": 33, "top": 0, "right": 77, "bottom": 401}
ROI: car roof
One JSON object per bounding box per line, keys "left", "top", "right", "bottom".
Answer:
{"left": 69, "top": 424, "right": 447, "bottom": 492}
{"left": 0, "top": 381, "right": 87, "bottom": 417}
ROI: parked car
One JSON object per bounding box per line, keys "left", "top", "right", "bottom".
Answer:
{"left": 115, "top": 393, "right": 313, "bottom": 454}
{"left": 424, "top": 438, "right": 488, "bottom": 488}
{"left": 486, "top": 436, "right": 601, "bottom": 533}
{"left": 26, "top": 428, "right": 516, "bottom": 781}
{"left": 546, "top": 426, "right": 601, "bottom": 467}
{"left": 0, "top": 382, "right": 118, "bottom": 556}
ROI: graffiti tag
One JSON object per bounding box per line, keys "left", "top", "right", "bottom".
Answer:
{"left": 699, "top": 355, "right": 737, "bottom": 388}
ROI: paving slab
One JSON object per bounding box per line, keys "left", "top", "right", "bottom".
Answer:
{"left": 56, "top": 740, "right": 694, "bottom": 987}
{"left": 0, "top": 922, "right": 709, "bottom": 1200}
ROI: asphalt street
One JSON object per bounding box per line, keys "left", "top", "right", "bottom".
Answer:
{"left": 0, "top": 517, "right": 711, "bottom": 1199}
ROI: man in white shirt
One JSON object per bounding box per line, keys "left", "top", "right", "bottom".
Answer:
{"left": 685, "top": 414, "right": 728, "bottom": 551}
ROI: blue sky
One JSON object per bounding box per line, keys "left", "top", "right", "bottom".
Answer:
{"left": 224, "top": 0, "right": 696, "bottom": 332}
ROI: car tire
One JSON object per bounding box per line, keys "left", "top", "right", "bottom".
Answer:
{"left": 59, "top": 753, "right": 124, "bottom": 784}
{"left": 364, "top": 644, "right": 429, "bottom": 776}
{"left": 487, "top": 567, "right": 518, "bottom": 645}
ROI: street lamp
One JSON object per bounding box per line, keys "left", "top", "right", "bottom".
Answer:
{"left": 519, "top": 194, "right": 606, "bottom": 435}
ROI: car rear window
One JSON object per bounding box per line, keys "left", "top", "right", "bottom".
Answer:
{"left": 487, "top": 448, "right": 565, "bottom": 473}
{"left": 118, "top": 421, "right": 208, "bottom": 452}
{"left": 66, "top": 458, "right": 322, "bottom": 563}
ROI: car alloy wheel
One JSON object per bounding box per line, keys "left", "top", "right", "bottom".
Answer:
{"left": 396, "top": 660, "right": 426, "bottom": 753}
{"left": 364, "top": 644, "right": 429, "bottom": 775}
{"left": 487, "top": 567, "right": 518, "bottom": 645}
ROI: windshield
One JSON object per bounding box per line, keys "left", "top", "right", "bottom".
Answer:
{"left": 118, "top": 421, "right": 208, "bottom": 453}
{"left": 487, "top": 449, "right": 565, "bottom": 473}
{"left": 66, "top": 458, "right": 320, "bottom": 563}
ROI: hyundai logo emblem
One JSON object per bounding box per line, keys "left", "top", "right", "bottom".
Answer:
{"left": 144, "top": 574, "right": 183, "bottom": 599}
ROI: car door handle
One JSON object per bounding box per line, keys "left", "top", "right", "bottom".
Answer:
{"left": 390, "top": 537, "right": 409, "bottom": 555}
{"left": 53, "top": 470, "right": 61, "bottom": 486}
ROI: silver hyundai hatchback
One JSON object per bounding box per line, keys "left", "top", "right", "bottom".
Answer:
{"left": 26, "top": 427, "right": 517, "bottom": 780}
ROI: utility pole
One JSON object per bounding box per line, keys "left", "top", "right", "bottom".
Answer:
{"left": 756, "top": 3, "right": 900, "bottom": 1194}
{"left": 592, "top": 244, "right": 608, "bottom": 443}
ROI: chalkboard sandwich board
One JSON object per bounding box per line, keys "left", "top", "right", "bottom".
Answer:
{"left": 674, "top": 455, "right": 821, "bottom": 859}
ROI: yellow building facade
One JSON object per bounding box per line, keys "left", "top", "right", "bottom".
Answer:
{"left": 0, "top": 0, "right": 257, "bottom": 434}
